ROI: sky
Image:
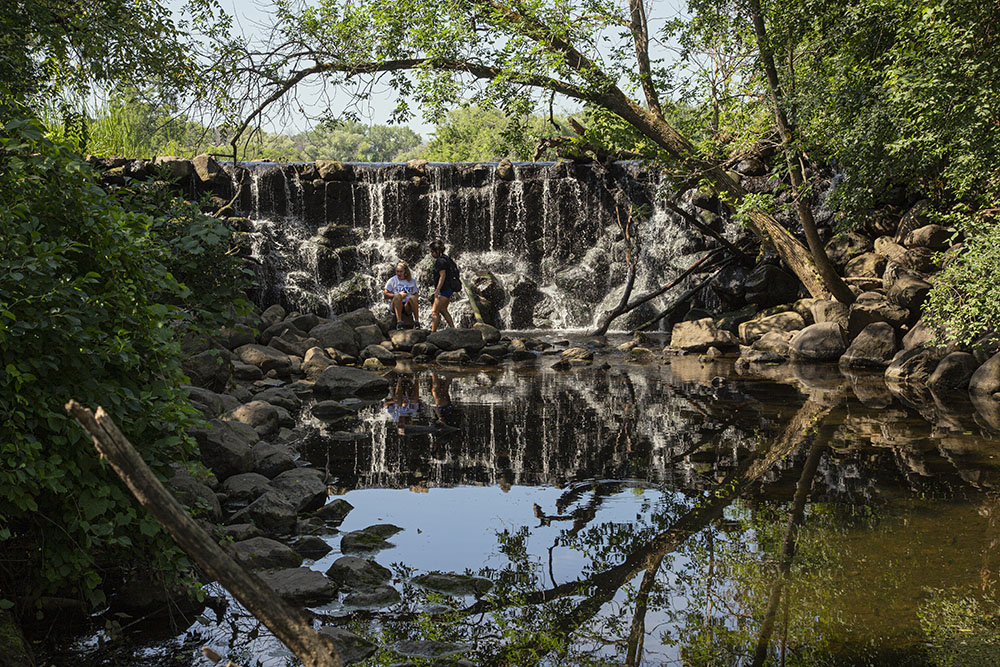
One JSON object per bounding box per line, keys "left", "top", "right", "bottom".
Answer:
{"left": 175, "top": 0, "right": 688, "bottom": 140}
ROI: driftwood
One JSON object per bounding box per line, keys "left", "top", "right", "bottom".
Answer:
{"left": 632, "top": 268, "right": 724, "bottom": 333}
{"left": 591, "top": 248, "right": 723, "bottom": 336}
{"left": 460, "top": 278, "right": 485, "bottom": 324}
{"left": 65, "top": 401, "right": 343, "bottom": 667}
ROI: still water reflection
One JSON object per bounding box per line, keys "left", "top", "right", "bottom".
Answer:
{"left": 59, "top": 354, "right": 1000, "bottom": 665}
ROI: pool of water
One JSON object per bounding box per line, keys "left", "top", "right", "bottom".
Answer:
{"left": 45, "top": 350, "right": 1000, "bottom": 666}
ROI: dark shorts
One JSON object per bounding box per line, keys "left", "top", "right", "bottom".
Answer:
{"left": 437, "top": 287, "right": 454, "bottom": 299}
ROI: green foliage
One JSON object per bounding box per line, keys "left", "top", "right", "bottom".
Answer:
{"left": 0, "top": 117, "right": 245, "bottom": 610}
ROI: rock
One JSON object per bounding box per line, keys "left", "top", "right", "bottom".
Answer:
{"left": 341, "top": 525, "right": 402, "bottom": 553}
{"left": 473, "top": 323, "right": 501, "bottom": 344}
{"left": 188, "top": 419, "right": 255, "bottom": 479}
{"left": 437, "top": 349, "right": 471, "bottom": 364}
{"left": 183, "top": 350, "right": 232, "bottom": 392}
{"left": 153, "top": 155, "right": 194, "bottom": 179}
{"left": 391, "top": 639, "right": 470, "bottom": 660}
{"left": 884, "top": 347, "right": 941, "bottom": 385}
{"left": 217, "top": 523, "right": 261, "bottom": 542}
{"left": 970, "top": 352, "right": 1000, "bottom": 397}
{"left": 192, "top": 154, "right": 221, "bottom": 183}
{"left": 389, "top": 328, "right": 429, "bottom": 351}
{"left": 168, "top": 470, "right": 221, "bottom": 521}
{"left": 669, "top": 318, "right": 737, "bottom": 352}
{"left": 229, "top": 537, "right": 303, "bottom": 570}
{"left": 325, "top": 556, "right": 392, "bottom": 589}
{"left": 560, "top": 346, "right": 594, "bottom": 364}
{"left": 928, "top": 352, "right": 978, "bottom": 393}
{"left": 810, "top": 299, "right": 850, "bottom": 330}
{"left": 406, "top": 158, "right": 429, "bottom": 175}
{"left": 824, "top": 232, "right": 873, "bottom": 269}
{"left": 222, "top": 324, "right": 256, "bottom": 350}
{"left": 361, "top": 344, "right": 395, "bottom": 365}
{"left": 735, "top": 157, "right": 766, "bottom": 175}
{"left": 314, "top": 366, "right": 390, "bottom": 398}
{"left": 410, "top": 571, "right": 493, "bottom": 596}
{"left": 315, "top": 498, "right": 354, "bottom": 524}
{"left": 271, "top": 332, "right": 322, "bottom": 358}
{"left": 261, "top": 304, "right": 286, "bottom": 327}
{"left": 902, "top": 318, "right": 937, "bottom": 351}
{"left": 294, "top": 535, "right": 333, "bottom": 560}
{"left": 839, "top": 322, "right": 897, "bottom": 368}
{"left": 252, "top": 387, "right": 301, "bottom": 412}
{"left": 362, "top": 357, "right": 386, "bottom": 370}
{"left": 234, "top": 344, "right": 293, "bottom": 377}
{"left": 338, "top": 308, "right": 384, "bottom": 332}
{"left": 904, "top": 224, "right": 953, "bottom": 250}
{"left": 354, "top": 324, "right": 386, "bottom": 349}
{"left": 496, "top": 158, "right": 514, "bottom": 181}
{"left": 847, "top": 292, "right": 910, "bottom": 339}
{"left": 844, "top": 252, "right": 887, "bottom": 279}
{"left": 971, "top": 333, "right": 1000, "bottom": 365}
{"left": 752, "top": 331, "right": 794, "bottom": 357}
{"left": 257, "top": 567, "right": 337, "bottom": 604}
{"left": 232, "top": 361, "right": 264, "bottom": 381}
{"left": 510, "top": 349, "right": 536, "bottom": 362}
{"left": 311, "top": 400, "right": 355, "bottom": 421}
{"left": 477, "top": 353, "right": 499, "bottom": 365}
{"left": 887, "top": 271, "right": 932, "bottom": 313}
{"left": 259, "top": 321, "right": 308, "bottom": 346}
{"left": 252, "top": 441, "right": 297, "bottom": 479}
{"left": 302, "top": 347, "right": 335, "bottom": 379}
{"left": 316, "top": 159, "right": 350, "bottom": 180}
{"left": 738, "top": 311, "right": 805, "bottom": 345}
{"left": 411, "top": 342, "right": 440, "bottom": 358}
{"left": 895, "top": 199, "right": 931, "bottom": 242}
{"left": 316, "top": 627, "right": 377, "bottom": 665}
{"left": 183, "top": 385, "right": 239, "bottom": 419}
{"left": 269, "top": 468, "right": 327, "bottom": 512}
{"left": 874, "top": 236, "right": 907, "bottom": 263}
{"left": 744, "top": 265, "right": 801, "bottom": 308}
{"left": 227, "top": 400, "right": 279, "bottom": 438}
{"left": 309, "top": 320, "right": 360, "bottom": 356}
{"left": 220, "top": 472, "right": 272, "bottom": 504}
{"left": 788, "top": 323, "right": 846, "bottom": 361}
{"left": 426, "top": 329, "right": 486, "bottom": 352}
{"left": 343, "top": 584, "right": 401, "bottom": 608}
{"left": 229, "top": 491, "right": 297, "bottom": 534}
{"left": 286, "top": 313, "right": 320, "bottom": 331}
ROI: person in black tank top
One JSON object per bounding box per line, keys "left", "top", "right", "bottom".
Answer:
{"left": 429, "top": 239, "right": 457, "bottom": 331}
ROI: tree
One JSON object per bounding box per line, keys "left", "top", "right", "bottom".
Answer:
{"left": 214, "top": 0, "right": 839, "bottom": 300}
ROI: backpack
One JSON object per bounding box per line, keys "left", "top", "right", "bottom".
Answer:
{"left": 445, "top": 255, "right": 463, "bottom": 293}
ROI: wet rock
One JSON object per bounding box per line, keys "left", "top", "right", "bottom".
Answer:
{"left": 325, "top": 555, "right": 392, "bottom": 588}
{"left": 343, "top": 585, "right": 401, "bottom": 609}
{"left": 314, "top": 366, "right": 390, "bottom": 398}
{"left": 391, "top": 639, "right": 470, "bottom": 660}
{"left": 477, "top": 353, "right": 499, "bottom": 365}
{"left": 928, "top": 352, "right": 978, "bottom": 393}
{"left": 437, "top": 349, "right": 472, "bottom": 365}
{"left": 426, "top": 329, "right": 486, "bottom": 352}
{"left": 411, "top": 571, "right": 493, "bottom": 596}
{"left": 269, "top": 468, "right": 327, "bottom": 513}
{"left": 361, "top": 344, "right": 396, "bottom": 365}
{"left": 257, "top": 567, "right": 337, "bottom": 604}
{"left": 188, "top": 419, "right": 255, "bottom": 479}
{"left": 885, "top": 347, "right": 941, "bottom": 385}
{"left": 411, "top": 341, "right": 440, "bottom": 358}
{"left": 840, "top": 322, "right": 897, "bottom": 368}
{"left": 311, "top": 321, "right": 362, "bottom": 358}
{"left": 229, "top": 491, "right": 297, "bottom": 534}
{"left": 315, "top": 498, "right": 354, "bottom": 525}
{"left": 473, "top": 322, "right": 501, "bottom": 344}
{"left": 183, "top": 349, "right": 233, "bottom": 392}
{"left": 627, "top": 347, "right": 655, "bottom": 362}
{"left": 341, "top": 525, "right": 402, "bottom": 553}
{"left": 560, "top": 346, "right": 594, "bottom": 364}
{"left": 235, "top": 344, "right": 293, "bottom": 377}
{"left": 847, "top": 291, "right": 909, "bottom": 339}
{"left": 302, "top": 347, "right": 335, "bottom": 379}
{"left": 788, "top": 322, "right": 846, "bottom": 361}
{"left": 669, "top": 317, "right": 737, "bottom": 352}
{"left": 227, "top": 400, "right": 279, "bottom": 438}
{"left": 317, "top": 627, "right": 377, "bottom": 665}
{"left": 221, "top": 472, "right": 272, "bottom": 504}
{"left": 970, "top": 352, "right": 1000, "bottom": 397}
{"left": 362, "top": 357, "right": 386, "bottom": 370}
{"left": 229, "top": 537, "right": 302, "bottom": 570}
{"left": 311, "top": 400, "right": 355, "bottom": 421}
{"left": 738, "top": 311, "right": 805, "bottom": 345}
{"left": 252, "top": 441, "right": 297, "bottom": 479}
{"left": 293, "top": 535, "right": 333, "bottom": 560}
{"left": 844, "top": 252, "right": 886, "bottom": 278}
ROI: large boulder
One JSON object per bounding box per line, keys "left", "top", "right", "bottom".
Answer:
{"left": 229, "top": 491, "right": 297, "bottom": 534}
{"left": 316, "top": 159, "right": 350, "bottom": 180}
{"left": 904, "top": 224, "right": 953, "bottom": 250}
{"left": 302, "top": 347, "right": 335, "bottom": 379}
{"left": 183, "top": 385, "right": 239, "bottom": 419}
{"left": 153, "top": 155, "right": 194, "bottom": 179}
{"left": 354, "top": 324, "right": 386, "bottom": 349}
{"left": 886, "top": 270, "right": 932, "bottom": 313}
{"left": 970, "top": 352, "right": 1000, "bottom": 397}
{"left": 738, "top": 311, "right": 805, "bottom": 345}
{"left": 168, "top": 470, "right": 221, "bottom": 522}
{"left": 221, "top": 472, "right": 272, "bottom": 504}
{"left": 844, "top": 253, "right": 887, "bottom": 279}
{"left": 252, "top": 387, "right": 301, "bottom": 412}
{"left": 257, "top": 568, "right": 338, "bottom": 604}
{"left": 192, "top": 153, "right": 221, "bottom": 183}
{"left": 426, "top": 329, "right": 486, "bottom": 352}
{"left": 269, "top": 468, "right": 328, "bottom": 513}
{"left": 314, "top": 366, "right": 390, "bottom": 398}
{"left": 473, "top": 322, "right": 501, "bottom": 345}
{"left": 389, "top": 328, "right": 429, "bottom": 351}
{"left": 188, "top": 419, "right": 255, "bottom": 479}
{"left": 182, "top": 349, "right": 233, "bottom": 392}
{"left": 252, "top": 441, "right": 297, "bottom": 479}
{"left": 928, "top": 352, "right": 979, "bottom": 393}
{"left": 325, "top": 556, "right": 392, "bottom": 589}
{"left": 227, "top": 400, "right": 280, "bottom": 438}
{"left": 895, "top": 199, "right": 932, "bottom": 242}
{"left": 229, "top": 537, "right": 303, "bottom": 570}
{"left": 270, "top": 332, "right": 322, "bottom": 358}
{"left": 884, "top": 347, "right": 941, "bottom": 385}
{"left": 839, "top": 322, "right": 897, "bottom": 368}
{"left": 874, "top": 236, "right": 907, "bottom": 264}
{"left": 309, "top": 320, "right": 360, "bottom": 356}
{"left": 847, "top": 292, "right": 910, "bottom": 339}
{"left": 744, "top": 265, "right": 801, "bottom": 308}
{"left": 338, "top": 308, "right": 384, "bottom": 332}
{"left": 788, "top": 323, "right": 846, "bottom": 361}
{"left": 670, "top": 318, "right": 737, "bottom": 352}
{"left": 360, "top": 344, "right": 395, "bottom": 365}
{"left": 810, "top": 299, "right": 850, "bottom": 330}
{"left": 824, "top": 232, "right": 873, "bottom": 269}
{"left": 234, "top": 344, "right": 294, "bottom": 377}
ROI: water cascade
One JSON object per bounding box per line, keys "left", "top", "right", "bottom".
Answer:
{"left": 230, "top": 160, "right": 740, "bottom": 330}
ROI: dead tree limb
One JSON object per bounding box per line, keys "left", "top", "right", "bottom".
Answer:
{"left": 632, "top": 265, "right": 729, "bottom": 333}
{"left": 591, "top": 206, "right": 638, "bottom": 336}
{"left": 591, "top": 248, "right": 722, "bottom": 336}
{"left": 660, "top": 199, "right": 751, "bottom": 266}
{"left": 65, "top": 401, "right": 343, "bottom": 667}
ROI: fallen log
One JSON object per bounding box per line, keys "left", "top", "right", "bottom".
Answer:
{"left": 65, "top": 400, "right": 342, "bottom": 667}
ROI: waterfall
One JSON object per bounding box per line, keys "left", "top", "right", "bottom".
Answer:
{"left": 230, "top": 160, "right": 736, "bottom": 329}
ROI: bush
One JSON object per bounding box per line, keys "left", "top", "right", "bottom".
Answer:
{"left": 0, "top": 117, "right": 247, "bottom": 612}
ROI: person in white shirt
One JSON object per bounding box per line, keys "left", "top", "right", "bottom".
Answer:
{"left": 383, "top": 261, "right": 420, "bottom": 329}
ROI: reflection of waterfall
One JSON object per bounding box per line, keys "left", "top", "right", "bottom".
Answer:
{"left": 232, "top": 161, "right": 738, "bottom": 328}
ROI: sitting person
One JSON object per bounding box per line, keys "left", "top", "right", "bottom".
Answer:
{"left": 385, "top": 376, "right": 420, "bottom": 435}
{"left": 384, "top": 261, "right": 419, "bottom": 330}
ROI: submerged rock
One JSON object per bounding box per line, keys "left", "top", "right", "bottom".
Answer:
{"left": 391, "top": 639, "right": 471, "bottom": 659}
{"left": 411, "top": 571, "right": 493, "bottom": 596}
{"left": 315, "top": 498, "right": 354, "bottom": 524}
{"left": 340, "top": 525, "right": 402, "bottom": 553}
{"left": 342, "top": 585, "right": 401, "bottom": 609}
{"left": 317, "top": 627, "right": 377, "bottom": 665}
